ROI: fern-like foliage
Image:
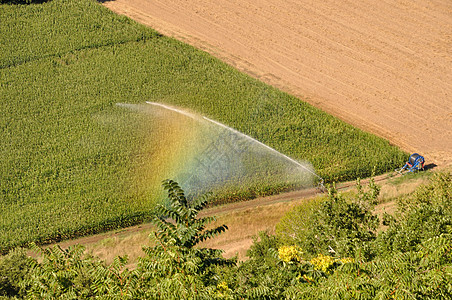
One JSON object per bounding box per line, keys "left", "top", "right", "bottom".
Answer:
{"left": 20, "top": 244, "right": 100, "bottom": 299}
{"left": 151, "top": 179, "right": 228, "bottom": 250}
{"left": 136, "top": 180, "right": 234, "bottom": 298}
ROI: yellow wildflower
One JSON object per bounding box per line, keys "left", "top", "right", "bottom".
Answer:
{"left": 310, "top": 253, "right": 336, "bottom": 273}
{"left": 278, "top": 245, "right": 303, "bottom": 263}
{"left": 216, "top": 281, "right": 230, "bottom": 297}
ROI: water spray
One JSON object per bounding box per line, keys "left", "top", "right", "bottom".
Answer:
{"left": 144, "top": 101, "right": 326, "bottom": 191}
{"left": 145, "top": 101, "right": 198, "bottom": 120}
{"left": 203, "top": 116, "right": 325, "bottom": 190}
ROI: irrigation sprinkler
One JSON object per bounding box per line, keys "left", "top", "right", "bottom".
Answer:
{"left": 395, "top": 153, "right": 425, "bottom": 175}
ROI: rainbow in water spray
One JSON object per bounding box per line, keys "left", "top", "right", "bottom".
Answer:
{"left": 116, "top": 101, "right": 324, "bottom": 199}
{"left": 144, "top": 102, "right": 325, "bottom": 192}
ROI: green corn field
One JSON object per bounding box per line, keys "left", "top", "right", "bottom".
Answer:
{"left": 0, "top": 0, "right": 407, "bottom": 252}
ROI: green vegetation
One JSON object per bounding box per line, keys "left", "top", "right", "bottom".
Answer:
{"left": 0, "top": 0, "right": 157, "bottom": 68}
{"left": 0, "top": 0, "right": 36, "bottom": 4}
{"left": 0, "top": 179, "right": 234, "bottom": 299}
{"left": 1, "top": 173, "right": 451, "bottom": 299}
{"left": 387, "top": 168, "right": 433, "bottom": 186}
{"left": 1, "top": 0, "right": 407, "bottom": 252}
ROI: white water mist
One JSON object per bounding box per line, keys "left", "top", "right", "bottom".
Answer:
{"left": 145, "top": 102, "right": 323, "bottom": 194}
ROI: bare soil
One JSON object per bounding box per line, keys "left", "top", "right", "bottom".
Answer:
{"left": 102, "top": 0, "right": 452, "bottom": 167}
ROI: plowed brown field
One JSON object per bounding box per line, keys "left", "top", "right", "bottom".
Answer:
{"left": 103, "top": 0, "right": 452, "bottom": 167}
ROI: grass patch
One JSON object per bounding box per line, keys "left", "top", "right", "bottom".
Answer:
{"left": 387, "top": 170, "right": 432, "bottom": 186}
{"left": 0, "top": 0, "right": 407, "bottom": 253}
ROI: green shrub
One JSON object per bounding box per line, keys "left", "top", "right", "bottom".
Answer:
{"left": 376, "top": 172, "right": 452, "bottom": 256}
{"left": 0, "top": 249, "right": 34, "bottom": 298}
{"left": 276, "top": 197, "right": 324, "bottom": 246}
{"left": 278, "top": 179, "right": 380, "bottom": 260}
{"left": 1, "top": 175, "right": 451, "bottom": 298}
{"left": 137, "top": 179, "right": 234, "bottom": 295}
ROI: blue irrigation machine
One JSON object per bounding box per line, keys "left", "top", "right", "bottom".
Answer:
{"left": 395, "top": 153, "right": 425, "bottom": 174}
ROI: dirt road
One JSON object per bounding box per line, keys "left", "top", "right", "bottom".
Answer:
{"left": 102, "top": 0, "right": 452, "bottom": 167}
{"left": 53, "top": 172, "right": 422, "bottom": 262}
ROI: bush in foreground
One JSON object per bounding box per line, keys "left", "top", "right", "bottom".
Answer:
{"left": 1, "top": 174, "right": 451, "bottom": 299}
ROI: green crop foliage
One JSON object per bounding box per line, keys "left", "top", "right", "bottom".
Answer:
{"left": 0, "top": 0, "right": 158, "bottom": 68}
{"left": 0, "top": 0, "right": 407, "bottom": 252}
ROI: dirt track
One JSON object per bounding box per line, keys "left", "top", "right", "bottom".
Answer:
{"left": 53, "top": 172, "right": 425, "bottom": 262}
{"left": 103, "top": 0, "right": 452, "bottom": 167}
